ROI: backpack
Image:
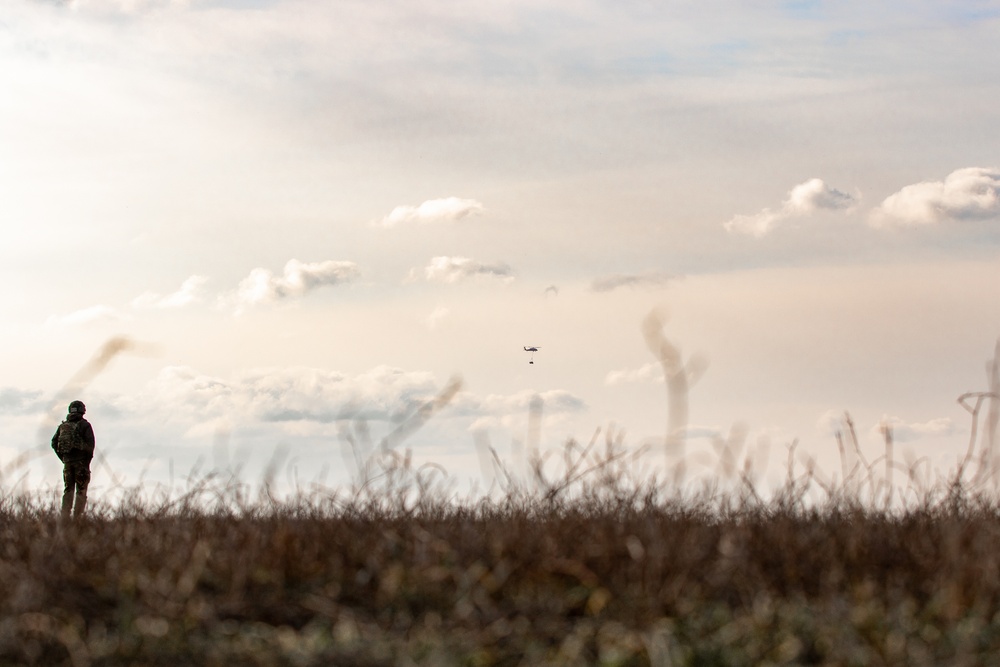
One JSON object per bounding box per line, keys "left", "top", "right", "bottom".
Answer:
{"left": 56, "top": 420, "right": 83, "bottom": 456}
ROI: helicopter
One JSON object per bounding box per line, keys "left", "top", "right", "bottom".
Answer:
{"left": 523, "top": 346, "right": 540, "bottom": 364}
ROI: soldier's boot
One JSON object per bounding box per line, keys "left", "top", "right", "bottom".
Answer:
{"left": 61, "top": 467, "right": 76, "bottom": 520}
{"left": 61, "top": 489, "right": 74, "bottom": 520}
{"left": 74, "top": 493, "right": 87, "bottom": 519}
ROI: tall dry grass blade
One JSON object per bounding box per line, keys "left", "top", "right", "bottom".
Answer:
{"left": 474, "top": 431, "right": 497, "bottom": 493}
{"left": 843, "top": 412, "right": 869, "bottom": 471}
{"left": 526, "top": 394, "right": 544, "bottom": 492}
{"left": 984, "top": 339, "right": 1000, "bottom": 482}
{"left": 641, "top": 309, "right": 706, "bottom": 467}
{"left": 380, "top": 376, "right": 463, "bottom": 453}
{"left": 488, "top": 444, "right": 515, "bottom": 492}
{"left": 37, "top": 335, "right": 158, "bottom": 442}
{"left": 957, "top": 392, "right": 996, "bottom": 484}
{"left": 527, "top": 394, "right": 543, "bottom": 464}
{"left": 711, "top": 423, "right": 747, "bottom": 481}
{"left": 881, "top": 419, "right": 894, "bottom": 508}
{"left": 339, "top": 418, "right": 375, "bottom": 484}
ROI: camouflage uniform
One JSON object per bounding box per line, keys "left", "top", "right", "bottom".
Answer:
{"left": 51, "top": 401, "right": 96, "bottom": 519}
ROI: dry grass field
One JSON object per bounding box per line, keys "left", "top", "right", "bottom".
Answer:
{"left": 4, "top": 428, "right": 1000, "bottom": 667}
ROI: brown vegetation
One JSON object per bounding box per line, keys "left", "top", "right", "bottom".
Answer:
{"left": 4, "top": 439, "right": 1000, "bottom": 667}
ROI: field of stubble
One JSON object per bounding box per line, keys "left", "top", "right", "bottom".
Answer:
{"left": 4, "top": 443, "right": 1000, "bottom": 667}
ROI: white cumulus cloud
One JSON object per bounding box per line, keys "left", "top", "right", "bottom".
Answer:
{"left": 132, "top": 275, "right": 208, "bottom": 309}
{"left": 872, "top": 416, "right": 957, "bottom": 443}
{"left": 131, "top": 364, "right": 442, "bottom": 425}
{"left": 232, "top": 259, "right": 360, "bottom": 310}
{"left": 66, "top": 0, "right": 189, "bottom": 12}
{"left": 374, "top": 197, "right": 484, "bottom": 228}
{"left": 725, "top": 178, "right": 857, "bottom": 236}
{"left": 460, "top": 389, "right": 587, "bottom": 431}
{"left": 127, "top": 365, "right": 584, "bottom": 432}
{"left": 869, "top": 167, "right": 1000, "bottom": 227}
{"left": 410, "top": 256, "right": 514, "bottom": 284}
{"left": 590, "top": 271, "right": 678, "bottom": 293}
{"left": 45, "top": 305, "right": 128, "bottom": 328}
{"left": 0, "top": 388, "right": 46, "bottom": 415}
{"left": 785, "top": 178, "right": 856, "bottom": 214}
{"left": 605, "top": 362, "right": 664, "bottom": 386}
{"left": 817, "top": 410, "right": 956, "bottom": 444}
{"left": 425, "top": 306, "right": 450, "bottom": 330}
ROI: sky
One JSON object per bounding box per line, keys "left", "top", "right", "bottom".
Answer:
{"left": 2, "top": 0, "right": 999, "bottom": 502}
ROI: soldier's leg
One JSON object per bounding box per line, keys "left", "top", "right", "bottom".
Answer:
{"left": 73, "top": 465, "right": 91, "bottom": 518}
{"left": 61, "top": 464, "right": 76, "bottom": 519}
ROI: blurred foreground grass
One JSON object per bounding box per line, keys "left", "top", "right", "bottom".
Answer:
{"left": 5, "top": 452, "right": 1000, "bottom": 667}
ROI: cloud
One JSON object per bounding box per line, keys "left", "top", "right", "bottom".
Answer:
{"left": 817, "top": 411, "right": 956, "bottom": 444}
{"left": 65, "top": 0, "right": 185, "bottom": 12}
{"left": 410, "top": 256, "right": 514, "bottom": 284}
{"left": 45, "top": 305, "right": 128, "bottom": 328}
{"left": 232, "top": 259, "right": 360, "bottom": 309}
{"left": 461, "top": 389, "right": 588, "bottom": 430}
{"left": 127, "top": 365, "right": 584, "bottom": 432}
{"left": 785, "top": 178, "right": 856, "bottom": 214}
{"left": 605, "top": 362, "right": 664, "bottom": 386}
{"left": 132, "top": 364, "right": 442, "bottom": 425}
{"left": 374, "top": 197, "right": 484, "bottom": 228}
{"left": 682, "top": 425, "right": 726, "bottom": 440}
{"left": 132, "top": 275, "right": 208, "bottom": 309}
{"left": 479, "top": 389, "right": 587, "bottom": 416}
{"left": 816, "top": 410, "right": 845, "bottom": 437}
{"left": 425, "top": 306, "right": 450, "bottom": 330}
{"left": 872, "top": 415, "right": 957, "bottom": 443}
{"left": 0, "top": 388, "right": 46, "bottom": 415}
{"left": 590, "top": 271, "right": 678, "bottom": 292}
{"left": 725, "top": 178, "right": 857, "bottom": 236}
{"left": 869, "top": 167, "right": 1000, "bottom": 227}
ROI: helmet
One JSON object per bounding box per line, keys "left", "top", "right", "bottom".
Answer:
{"left": 68, "top": 400, "right": 86, "bottom": 415}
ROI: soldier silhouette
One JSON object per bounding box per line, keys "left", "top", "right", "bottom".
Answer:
{"left": 51, "top": 400, "right": 96, "bottom": 519}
